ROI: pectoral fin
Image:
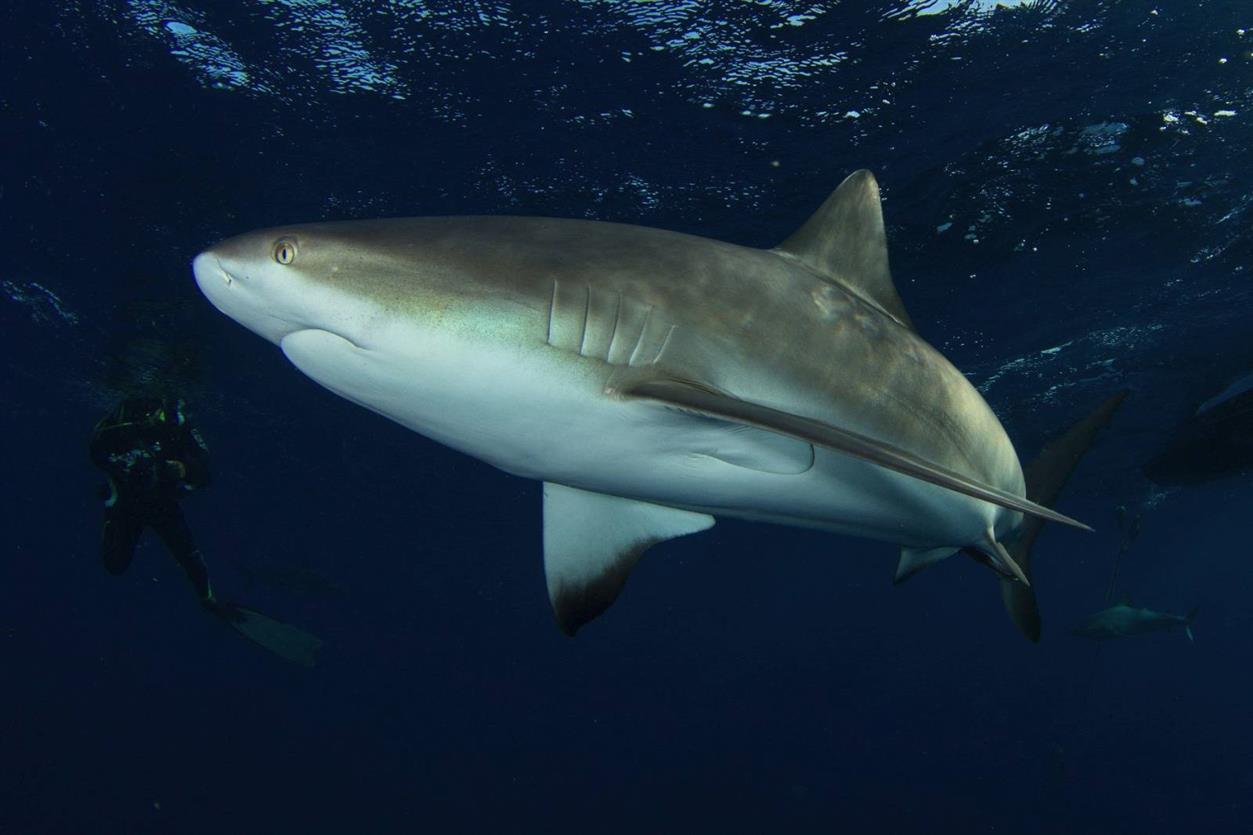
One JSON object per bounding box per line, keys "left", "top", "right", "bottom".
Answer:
{"left": 542, "top": 482, "right": 714, "bottom": 636}
{"left": 616, "top": 377, "right": 1090, "bottom": 531}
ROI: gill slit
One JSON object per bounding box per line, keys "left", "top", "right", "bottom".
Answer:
{"left": 577, "top": 284, "right": 592, "bottom": 357}
{"left": 653, "top": 324, "right": 678, "bottom": 365}
{"left": 545, "top": 279, "right": 558, "bottom": 346}
{"left": 628, "top": 305, "right": 656, "bottom": 367}
{"left": 604, "top": 291, "right": 624, "bottom": 363}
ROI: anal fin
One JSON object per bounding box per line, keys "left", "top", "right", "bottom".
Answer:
{"left": 542, "top": 483, "right": 714, "bottom": 636}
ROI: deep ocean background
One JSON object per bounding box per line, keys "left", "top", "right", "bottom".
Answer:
{"left": 3, "top": 1, "right": 1252, "bottom": 833}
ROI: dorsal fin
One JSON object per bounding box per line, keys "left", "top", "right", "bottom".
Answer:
{"left": 773, "top": 169, "right": 914, "bottom": 330}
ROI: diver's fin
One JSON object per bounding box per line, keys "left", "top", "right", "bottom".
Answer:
{"left": 894, "top": 546, "right": 959, "bottom": 585}
{"left": 225, "top": 606, "right": 323, "bottom": 667}
{"left": 617, "top": 377, "right": 1090, "bottom": 530}
{"left": 773, "top": 169, "right": 914, "bottom": 330}
{"left": 543, "top": 482, "right": 714, "bottom": 636}
{"left": 1001, "top": 390, "right": 1129, "bottom": 642}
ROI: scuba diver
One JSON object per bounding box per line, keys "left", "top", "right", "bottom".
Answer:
{"left": 91, "top": 397, "right": 216, "bottom": 606}
{"left": 90, "top": 396, "right": 323, "bottom": 667}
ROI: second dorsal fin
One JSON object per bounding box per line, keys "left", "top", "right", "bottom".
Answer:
{"left": 773, "top": 169, "right": 914, "bottom": 330}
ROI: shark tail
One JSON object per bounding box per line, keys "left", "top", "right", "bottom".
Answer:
{"left": 1002, "top": 391, "right": 1129, "bottom": 642}
{"left": 1185, "top": 606, "right": 1200, "bottom": 642}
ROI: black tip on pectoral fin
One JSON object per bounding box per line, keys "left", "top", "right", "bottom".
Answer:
{"left": 550, "top": 542, "right": 650, "bottom": 637}
{"left": 542, "top": 482, "right": 715, "bottom": 637}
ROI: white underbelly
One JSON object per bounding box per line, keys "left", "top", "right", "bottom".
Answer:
{"left": 532, "top": 421, "right": 998, "bottom": 549}
{"left": 279, "top": 327, "right": 1000, "bottom": 551}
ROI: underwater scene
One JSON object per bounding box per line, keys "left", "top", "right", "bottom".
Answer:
{"left": 4, "top": 2, "right": 1252, "bottom": 833}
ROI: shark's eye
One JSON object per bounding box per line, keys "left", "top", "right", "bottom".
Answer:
{"left": 273, "top": 239, "right": 297, "bottom": 265}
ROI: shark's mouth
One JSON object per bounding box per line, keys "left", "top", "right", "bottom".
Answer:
{"left": 282, "top": 327, "right": 366, "bottom": 355}
{"left": 291, "top": 325, "right": 368, "bottom": 351}
{"left": 278, "top": 328, "right": 380, "bottom": 411}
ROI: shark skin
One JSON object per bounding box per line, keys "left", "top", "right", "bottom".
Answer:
{"left": 192, "top": 170, "right": 1091, "bottom": 637}
{"left": 1073, "top": 603, "right": 1198, "bottom": 642}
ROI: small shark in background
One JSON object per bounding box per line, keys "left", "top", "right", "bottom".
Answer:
{"left": 1146, "top": 371, "right": 1253, "bottom": 485}
{"left": 193, "top": 170, "right": 1122, "bottom": 640}
{"left": 1073, "top": 601, "right": 1199, "bottom": 642}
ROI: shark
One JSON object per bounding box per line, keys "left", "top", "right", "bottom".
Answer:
{"left": 1073, "top": 601, "right": 1199, "bottom": 642}
{"left": 1146, "top": 371, "right": 1253, "bottom": 485}
{"left": 192, "top": 170, "right": 1121, "bottom": 640}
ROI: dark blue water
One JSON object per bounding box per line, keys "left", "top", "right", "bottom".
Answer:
{"left": 4, "top": 2, "right": 1252, "bottom": 833}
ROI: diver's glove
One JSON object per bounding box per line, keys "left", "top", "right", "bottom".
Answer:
{"left": 96, "top": 479, "right": 117, "bottom": 504}
{"left": 155, "top": 459, "right": 189, "bottom": 489}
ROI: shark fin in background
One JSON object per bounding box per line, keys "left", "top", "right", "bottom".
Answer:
{"left": 1001, "top": 390, "right": 1129, "bottom": 642}
{"left": 542, "top": 482, "right": 714, "bottom": 636}
{"left": 773, "top": 169, "right": 914, "bottom": 330}
{"left": 894, "top": 546, "right": 959, "bottom": 585}
{"left": 618, "top": 377, "right": 1090, "bottom": 530}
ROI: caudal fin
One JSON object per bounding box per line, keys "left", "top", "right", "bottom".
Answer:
{"left": 1002, "top": 391, "right": 1129, "bottom": 641}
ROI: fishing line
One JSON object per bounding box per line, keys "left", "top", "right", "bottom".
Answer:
{"left": 1103, "top": 502, "right": 1143, "bottom": 605}
{"left": 1073, "top": 498, "right": 1146, "bottom": 751}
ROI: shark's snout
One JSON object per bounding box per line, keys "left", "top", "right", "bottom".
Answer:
{"left": 192, "top": 249, "right": 249, "bottom": 322}
{"left": 192, "top": 251, "right": 237, "bottom": 294}
{"left": 193, "top": 250, "right": 226, "bottom": 303}
{"left": 192, "top": 247, "right": 298, "bottom": 345}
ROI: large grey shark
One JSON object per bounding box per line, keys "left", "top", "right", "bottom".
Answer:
{"left": 192, "top": 171, "right": 1117, "bottom": 639}
{"left": 1074, "top": 601, "right": 1199, "bottom": 642}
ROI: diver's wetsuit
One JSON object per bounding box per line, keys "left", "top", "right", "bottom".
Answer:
{"left": 90, "top": 397, "right": 218, "bottom": 607}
